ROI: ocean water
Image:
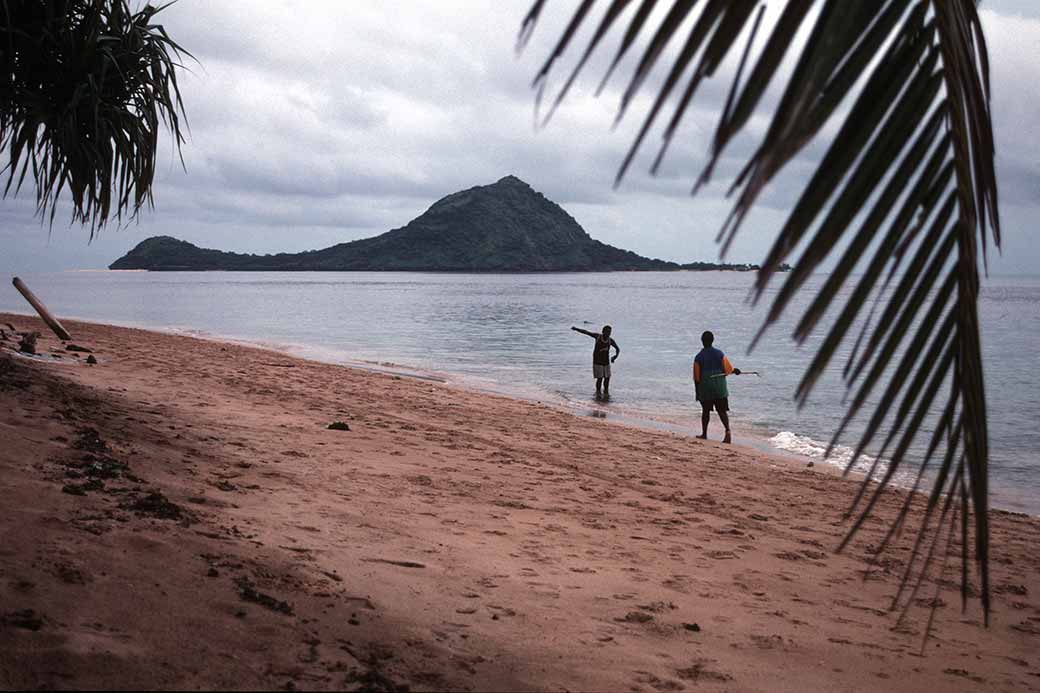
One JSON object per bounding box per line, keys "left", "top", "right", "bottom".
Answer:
{"left": 2, "top": 270, "right": 1037, "bottom": 514}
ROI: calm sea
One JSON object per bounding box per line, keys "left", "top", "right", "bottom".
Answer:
{"left": 3, "top": 270, "right": 1037, "bottom": 515}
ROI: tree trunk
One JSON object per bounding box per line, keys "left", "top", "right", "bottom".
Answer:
{"left": 12, "top": 277, "right": 72, "bottom": 341}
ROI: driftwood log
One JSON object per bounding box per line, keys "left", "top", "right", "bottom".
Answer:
{"left": 12, "top": 277, "right": 72, "bottom": 341}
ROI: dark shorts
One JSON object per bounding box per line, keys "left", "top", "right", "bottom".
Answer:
{"left": 700, "top": 398, "right": 729, "bottom": 413}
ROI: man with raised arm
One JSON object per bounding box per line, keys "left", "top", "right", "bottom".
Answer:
{"left": 571, "top": 325, "right": 620, "bottom": 400}
{"left": 693, "top": 330, "right": 741, "bottom": 443}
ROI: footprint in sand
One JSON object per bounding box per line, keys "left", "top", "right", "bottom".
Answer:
{"left": 486, "top": 604, "right": 517, "bottom": 618}
{"left": 360, "top": 558, "right": 426, "bottom": 569}
{"left": 750, "top": 633, "right": 791, "bottom": 650}
{"left": 774, "top": 551, "right": 806, "bottom": 561}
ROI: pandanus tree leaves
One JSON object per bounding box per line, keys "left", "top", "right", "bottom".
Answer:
{"left": 519, "top": 0, "right": 1000, "bottom": 630}
{"left": 0, "top": 0, "right": 191, "bottom": 235}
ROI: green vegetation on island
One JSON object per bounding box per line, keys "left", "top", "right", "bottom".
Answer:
{"left": 110, "top": 176, "right": 786, "bottom": 273}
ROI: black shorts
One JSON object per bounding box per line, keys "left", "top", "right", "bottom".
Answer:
{"left": 700, "top": 398, "right": 729, "bottom": 413}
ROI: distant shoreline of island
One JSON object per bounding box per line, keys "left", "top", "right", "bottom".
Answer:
{"left": 107, "top": 263, "right": 783, "bottom": 273}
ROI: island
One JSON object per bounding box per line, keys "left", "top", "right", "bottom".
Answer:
{"left": 110, "top": 175, "right": 787, "bottom": 273}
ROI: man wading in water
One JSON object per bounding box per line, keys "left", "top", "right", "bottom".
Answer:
{"left": 693, "top": 330, "right": 741, "bottom": 443}
{"left": 571, "top": 325, "right": 620, "bottom": 400}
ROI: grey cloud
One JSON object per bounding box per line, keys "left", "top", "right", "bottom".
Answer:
{"left": 2, "top": 1, "right": 1039, "bottom": 276}
{"left": 995, "top": 159, "right": 1040, "bottom": 207}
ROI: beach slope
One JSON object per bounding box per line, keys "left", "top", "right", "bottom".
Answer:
{"left": 1, "top": 313, "right": 1037, "bottom": 691}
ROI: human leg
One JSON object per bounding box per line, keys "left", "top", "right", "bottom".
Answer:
{"left": 602, "top": 376, "right": 610, "bottom": 398}
{"left": 699, "top": 403, "right": 710, "bottom": 439}
{"left": 716, "top": 398, "right": 731, "bottom": 443}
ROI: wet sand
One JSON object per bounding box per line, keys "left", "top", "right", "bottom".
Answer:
{"left": 1, "top": 312, "right": 1037, "bottom": 691}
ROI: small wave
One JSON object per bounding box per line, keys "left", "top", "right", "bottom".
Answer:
{"left": 770, "top": 431, "right": 936, "bottom": 500}
{"left": 769, "top": 431, "right": 878, "bottom": 476}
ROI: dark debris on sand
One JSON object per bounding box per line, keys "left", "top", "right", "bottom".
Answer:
{"left": 343, "top": 666, "right": 410, "bottom": 693}
{"left": 234, "top": 577, "right": 294, "bottom": 615}
{"left": 67, "top": 453, "right": 128, "bottom": 480}
{"left": 62, "top": 479, "right": 105, "bottom": 496}
{"left": 54, "top": 429, "right": 126, "bottom": 499}
{"left": 338, "top": 643, "right": 411, "bottom": 693}
{"left": 62, "top": 428, "right": 192, "bottom": 524}
{"left": 0, "top": 354, "right": 30, "bottom": 391}
{"left": 17, "top": 332, "right": 38, "bottom": 355}
{"left": 72, "top": 427, "right": 110, "bottom": 454}
{"left": 123, "top": 491, "right": 191, "bottom": 524}
{"left": 1, "top": 608, "right": 44, "bottom": 631}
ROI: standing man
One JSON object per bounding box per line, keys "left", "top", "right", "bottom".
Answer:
{"left": 693, "top": 331, "right": 741, "bottom": 443}
{"left": 571, "top": 325, "right": 620, "bottom": 400}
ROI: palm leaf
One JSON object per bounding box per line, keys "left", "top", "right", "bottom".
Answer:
{"left": 520, "top": 0, "right": 999, "bottom": 623}
{"left": 0, "top": 0, "right": 192, "bottom": 236}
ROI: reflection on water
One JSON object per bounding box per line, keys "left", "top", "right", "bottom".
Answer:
{"left": 2, "top": 270, "right": 1038, "bottom": 514}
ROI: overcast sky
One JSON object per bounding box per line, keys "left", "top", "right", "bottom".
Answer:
{"left": 2, "top": 1, "right": 1038, "bottom": 274}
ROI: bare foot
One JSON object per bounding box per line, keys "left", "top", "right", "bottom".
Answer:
{"left": 723, "top": 431, "right": 732, "bottom": 444}
{"left": 696, "top": 434, "right": 707, "bottom": 440}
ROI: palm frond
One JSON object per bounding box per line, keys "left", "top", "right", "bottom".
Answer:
{"left": 0, "top": 0, "right": 192, "bottom": 236}
{"left": 520, "top": 0, "right": 999, "bottom": 622}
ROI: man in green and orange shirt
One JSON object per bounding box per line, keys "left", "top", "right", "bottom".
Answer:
{"left": 693, "top": 330, "right": 741, "bottom": 443}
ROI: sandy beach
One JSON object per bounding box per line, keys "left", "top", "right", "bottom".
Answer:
{"left": 1, "top": 312, "right": 1037, "bottom": 691}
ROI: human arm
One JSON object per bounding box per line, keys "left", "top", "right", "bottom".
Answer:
{"left": 571, "top": 326, "right": 596, "bottom": 338}
{"left": 610, "top": 338, "right": 620, "bottom": 362}
{"left": 692, "top": 360, "right": 702, "bottom": 401}
{"left": 722, "top": 355, "right": 740, "bottom": 376}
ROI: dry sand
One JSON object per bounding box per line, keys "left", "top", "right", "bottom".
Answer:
{"left": 1, "top": 312, "right": 1037, "bottom": 691}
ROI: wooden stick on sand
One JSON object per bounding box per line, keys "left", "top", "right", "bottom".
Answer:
{"left": 12, "top": 277, "right": 72, "bottom": 341}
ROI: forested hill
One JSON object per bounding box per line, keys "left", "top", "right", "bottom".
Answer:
{"left": 110, "top": 176, "right": 780, "bottom": 273}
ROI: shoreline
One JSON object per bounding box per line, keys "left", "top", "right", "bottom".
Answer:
{"left": 0, "top": 308, "right": 809, "bottom": 449}
{"left": 3, "top": 309, "right": 1029, "bottom": 517}
{"left": 2, "top": 313, "right": 1038, "bottom": 690}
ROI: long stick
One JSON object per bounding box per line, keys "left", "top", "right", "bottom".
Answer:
{"left": 12, "top": 277, "right": 72, "bottom": 341}
{"left": 709, "top": 371, "right": 761, "bottom": 378}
